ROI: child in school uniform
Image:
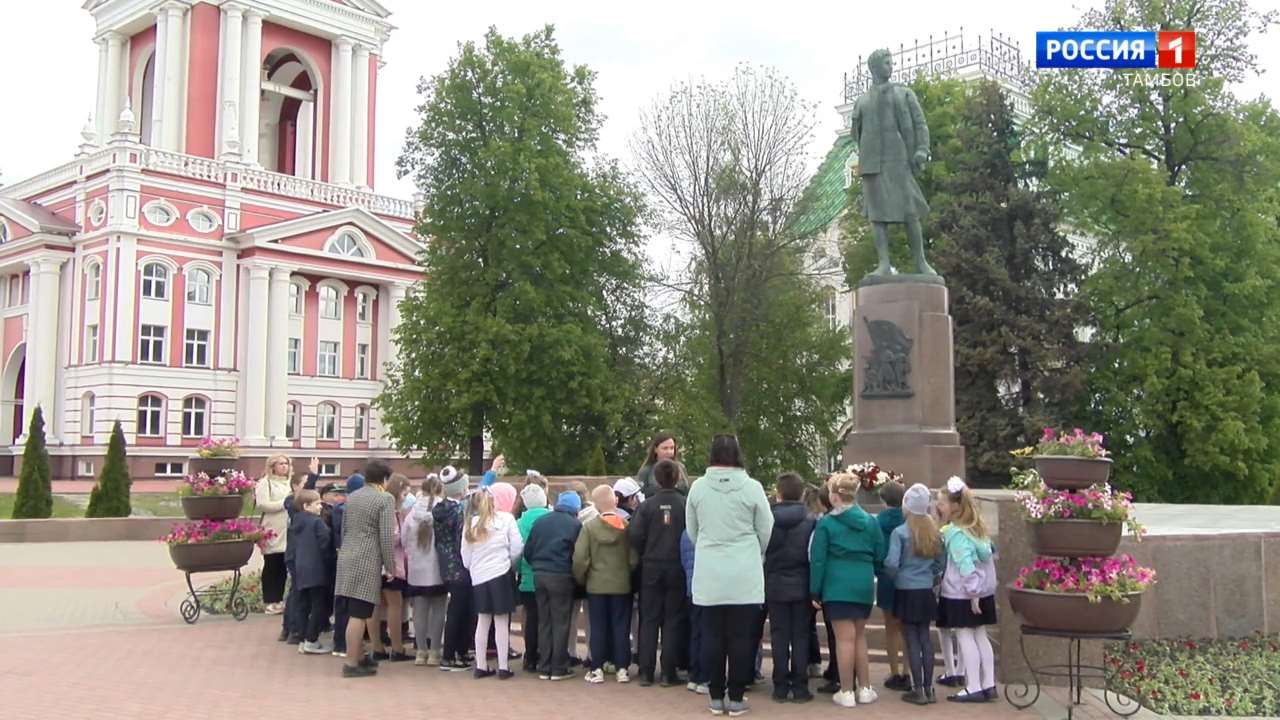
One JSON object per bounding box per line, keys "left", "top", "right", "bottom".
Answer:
{"left": 402, "top": 475, "right": 447, "bottom": 666}
{"left": 523, "top": 490, "right": 584, "bottom": 680}
{"left": 765, "top": 472, "right": 817, "bottom": 703}
{"left": 573, "top": 485, "right": 639, "bottom": 684}
{"left": 460, "top": 485, "right": 524, "bottom": 679}
{"left": 935, "top": 477, "right": 998, "bottom": 703}
{"left": 809, "top": 472, "right": 886, "bottom": 709}
{"left": 516, "top": 483, "right": 551, "bottom": 673}
{"left": 876, "top": 480, "right": 910, "bottom": 692}
{"left": 884, "top": 483, "right": 946, "bottom": 705}
{"left": 434, "top": 467, "right": 474, "bottom": 671}
{"left": 287, "top": 489, "right": 335, "bottom": 655}
{"left": 627, "top": 459, "right": 688, "bottom": 687}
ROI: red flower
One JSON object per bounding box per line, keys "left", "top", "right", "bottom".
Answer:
{"left": 1136, "top": 660, "right": 1146, "bottom": 674}
{"left": 1177, "top": 669, "right": 1187, "bottom": 678}
{"left": 1238, "top": 640, "right": 1250, "bottom": 650}
{"left": 1225, "top": 699, "right": 1233, "bottom": 708}
{"left": 1120, "top": 671, "right": 1133, "bottom": 680}
{"left": 1185, "top": 640, "right": 1198, "bottom": 650}
{"left": 1189, "top": 692, "right": 1202, "bottom": 701}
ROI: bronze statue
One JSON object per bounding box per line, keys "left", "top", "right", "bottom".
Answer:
{"left": 850, "top": 48, "right": 937, "bottom": 280}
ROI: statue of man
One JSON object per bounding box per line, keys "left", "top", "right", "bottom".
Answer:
{"left": 850, "top": 48, "right": 936, "bottom": 278}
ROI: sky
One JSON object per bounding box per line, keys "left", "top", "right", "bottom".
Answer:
{"left": 2, "top": 0, "right": 1278, "bottom": 260}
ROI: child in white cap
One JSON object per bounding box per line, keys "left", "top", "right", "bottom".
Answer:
{"left": 884, "top": 483, "right": 946, "bottom": 704}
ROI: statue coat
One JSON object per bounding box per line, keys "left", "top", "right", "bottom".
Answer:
{"left": 850, "top": 82, "right": 930, "bottom": 223}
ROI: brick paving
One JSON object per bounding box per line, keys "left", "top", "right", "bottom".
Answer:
{"left": 0, "top": 540, "right": 1149, "bottom": 720}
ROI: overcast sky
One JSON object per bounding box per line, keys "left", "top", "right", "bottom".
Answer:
{"left": 2, "top": 1, "right": 1277, "bottom": 231}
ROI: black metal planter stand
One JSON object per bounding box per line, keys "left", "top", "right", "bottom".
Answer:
{"left": 1004, "top": 626, "right": 1141, "bottom": 720}
{"left": 179, "top": 566, "right": 250, "bottom": 624}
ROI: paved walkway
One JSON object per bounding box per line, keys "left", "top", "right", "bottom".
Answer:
{"left": 0, "top": 541, "right": 1151, "bottom": 720}
{"left": 0, "top": 478, "right": 180, "bottom": 493}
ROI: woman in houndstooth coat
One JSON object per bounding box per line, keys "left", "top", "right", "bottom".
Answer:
{"left": 335, "top": 478, "right": 398, "bottom": 608}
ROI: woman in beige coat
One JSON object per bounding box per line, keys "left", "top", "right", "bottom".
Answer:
{"left": 256, "top": 454, "right": 293, "bottom": 615}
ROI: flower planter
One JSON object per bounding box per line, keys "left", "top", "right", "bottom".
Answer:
{"left": 180, "top": 495, "right": 246, "bottom": 521}
{"left": 1032, "top": 455, "right": 1112, "bottom": 490}
{"left": 1008, "top": 586, "right": 1144, "bottom": 633}
{"left": 1030, "top": 519, "right": 1123, "bottom": 558}
{"left": 187, "top": 457, "right": 251, "bottom": 480}
{"left": 169, "top": 539, "right": 254, "bottom": 573}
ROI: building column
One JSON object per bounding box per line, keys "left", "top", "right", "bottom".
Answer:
{"left": 351, "top": 44, "right": 370, "bottom": 188}
{"left": 22, "top": 257, "right": 66, "bottom": 445}
{"left": 219, "top": 3, "right": 245, "bottom": 159}
{"left": 330, "top": 37, "right": 354, "bottom": 185}
{"left": 264, "top": 267, "right": 290, "bottom": 444}
{"left": 94, "top": 38, "right": 109, "bottom": 145}
{"left": 240, "top": 9, "right": 264, "bottom": 165}
{"left": 158, "top": 2, "right": 187, "bottom": 150}
{"left": 103, "top": 32, "right": 125, "bottom": 136}
{"left": 242, "top": 264, "right": 270, "bottom": 444}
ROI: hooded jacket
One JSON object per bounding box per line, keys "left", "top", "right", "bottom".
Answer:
{"left": 940, "top": 524, "right": 997, "bottom": 600}
{"left": 809, "top": 505, "right": 886, "bottom": 605}
{"left": 627, "top": 488, "right": 687, "bottom": 566}
{"left": 524, "top": 504, "right": 583, "bottom": 577}
{"left": 685, "top": 467, "right": 774, "bottom": 606}
{"left": 286, "top": 510, "right": 333, "bottom": 591}
{"left": 432, "top": 497, "right": 469, "bottom": 585}
{"left": 572, "top": 513, "right": 639, "bottom": 594}
{"left": 401, "top": 496, "right": 444, "bottom": 588}
{"left": 764, "top": 501, "right": 816, "bottom": 603}
{"left": 515, "top": 506, "right": 551, "bottom": 592}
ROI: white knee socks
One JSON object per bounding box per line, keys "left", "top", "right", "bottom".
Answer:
{"left": 475, "top": 613, "right": 493, "bottom": 670}
{"left": 940, "top": 628, "right": 959, "bottom": 677}
{"left": 495, "top": 613, "right": 511, "bottom": 671}
{"left": 955, "top": 627, "right": 995, "bottom": 693}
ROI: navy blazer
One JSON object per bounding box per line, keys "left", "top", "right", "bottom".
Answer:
{"left": 288, "top": 511, "right": 333, "bottom": 591}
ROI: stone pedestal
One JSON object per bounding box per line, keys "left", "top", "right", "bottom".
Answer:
{"left": 842, "top": 282, "right": 965, "bottom": 488}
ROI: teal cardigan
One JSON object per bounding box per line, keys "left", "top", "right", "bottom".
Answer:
{"left": 809, "top": 506, "right": 886, "bottom": 605}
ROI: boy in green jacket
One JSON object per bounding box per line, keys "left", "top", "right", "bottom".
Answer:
{"left": 573, "top": 485, "right": 640, "bottom": 684}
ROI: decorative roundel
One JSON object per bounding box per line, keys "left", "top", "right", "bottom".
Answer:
{"left": 88, "top": 199, "right": 107, "bottom": 228}
{"left": 187, "top": 208, "right": 220, "bottom": 234}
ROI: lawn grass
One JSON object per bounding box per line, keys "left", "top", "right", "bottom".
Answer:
{"left": 0, "top": 493, "right": 85, "bottom": 519}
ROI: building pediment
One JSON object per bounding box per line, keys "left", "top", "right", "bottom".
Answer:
{"left": 229, "top": 206, "right": 420, "bottom": 266}
{"left": 0, "top": 198, "right": 80, "bottom": 242}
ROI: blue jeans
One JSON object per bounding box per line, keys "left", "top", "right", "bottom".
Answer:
{"left": 688, "top": 602, "right": 706, "bottom": 684}
{"left": 587, "top": 593, "right": 632, "bottom": 671}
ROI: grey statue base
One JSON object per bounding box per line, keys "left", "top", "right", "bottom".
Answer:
{"left": 858, "top": 272, "right": 946, "bottom": 288}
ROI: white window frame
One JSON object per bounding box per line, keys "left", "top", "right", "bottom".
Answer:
{"left": 154, "top": 461, "right": 185, "bottom": 477}
{"left": 141, "top": 263, "right": 169, "bottom": 300}
{"left": 318, "top": 285, "right": 341, "bottom": 320}
{"left": 137, "top": 395, "right": 164, "bottom": 437}
{"left": 287, "top": 337, "right": 302, "bottom": 374}
{"left": 85, "top": 324, "right": 99, "bottom": 363}
{"left": 142, "top": 199, "right": 178, "bottom": 227}
{"left": 81, "top": 393, "right": 95, "bottom": 437}
{"left": 289, "top": 282, "right": 304, "bottom": 316}
{"left": 316, "top": 403, "right": 338, "bottom": 441}
{"left": 139, "top": 324, "right": 166, "bottom": 364}
{"left": 323, "top": 228, "right": 369, "bottom": 258}
{"left": 186, "top": 268, "right": 213, "bottom": 305}
{"left": 85, "top": 261, "right": 101, "bottom": 300}
{"left": 181, "top": 396, "right": 208, "bottom": 438}
{"left": 285, "top": 402, "right": 301, "bottom": 440}
{"left": 318, "top": 462, "right": 341, "bottom": 477}
{"left": 318, "top": 341, "right": 340, "bottom": 377}
{"left": 356, "top": 292, "right": 372, "bottom": 323}
{"left": 184, "top": 328, "right": 210, "bottom": 368}
{"left": 186, "top": 207, "right": 220, "bottom": 234}
{"left": 355, "top": 405, "right": 369, "bottom": 441}
{"left": 356, "top": 342, "right": 370, "bottom": 379}
{"left": 0, "top": 219, "right": 9, "bottom": 244}
{"left": 88, "top": 199, "right": 107, "bottom": 228}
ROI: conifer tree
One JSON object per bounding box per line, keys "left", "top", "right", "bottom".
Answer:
{"left": 585, "top": 444, "right": 608, "bottom": 476}
{"left": 11, "top": 406, "right": 53, "bottom": 519}
{"left": 86, "top": 421, "right": 132, "bottom": 518}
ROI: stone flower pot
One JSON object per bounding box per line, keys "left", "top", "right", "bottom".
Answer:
{"left": 1033, "top": 455, "right": 1112, "bottom": 491}
{"left": 187, "top": 457, "right": 253, "bottom": 480}
{"left": 180, "top": 495, "right": 247, "bottom": 521}
{"left": 1009, "top": 586, "right": 1143, "bottom": 633}
{"left": 169, "top": 539, "right": 254, "bottom": 573}
{"left": 1030, "top": 520, "right": 1123, "bottom": 558}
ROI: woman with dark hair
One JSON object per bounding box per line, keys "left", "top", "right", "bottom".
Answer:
{"left": 636, "top": 434, "right": 688, "bottom": 498}
{"left": 685, "top": 435, "right": 774, "bottom": 716}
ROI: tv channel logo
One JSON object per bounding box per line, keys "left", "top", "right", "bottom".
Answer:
{"left": 1036, "top": 31, "right": 1196, "bottom": 69}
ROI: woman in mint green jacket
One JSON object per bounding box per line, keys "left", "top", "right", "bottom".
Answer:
{"left": 809, "top": 472, "right": 886, "bottom": 708}
{"left": 685, "top": 435, "right": 774, "bottom": 715}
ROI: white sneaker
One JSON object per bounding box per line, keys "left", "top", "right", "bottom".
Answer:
{"left": 616, "top": 668, "right": 630, "bottom": 683}
{"left": 856, "top": 686, "right": 879, "bottom": 705}
{"left": 415, "top": 650, "right": 428, "bottom": 666}
{"left": 584, "top": 669, "right": 605, "bottom": 684}
{"left": 832, "top": 690, "right": 858, "bottom": 708}
{"left": 696, "top": 683, "right": 710, "bottom": 695}
{"left": 427, "top": 650, "right": 442, "bottom": 666}
{"left": 301, "top": 640, "right": 332, "bottom": 655}
{"left": 808, "top": 663, "right": 823, "bottom": 679}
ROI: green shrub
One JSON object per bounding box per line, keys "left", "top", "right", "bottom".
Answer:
{"left": 203, "top": 570, "right": 265, "bottom": 615}
{"left": 11, "top": 407, "right": 52, "bottom": 519}
{"left": 585, "top": 445, "right": 607, "bottom": 476}
{"left": 1106, "top": 634, "right": 1280, "bottom": 716}
{"left": 86, "top": 422, "right": 132, "bottom": 518}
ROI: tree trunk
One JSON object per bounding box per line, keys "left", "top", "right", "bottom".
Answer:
{"left": 469, "top": 434, "right": 485, "bottom": 476}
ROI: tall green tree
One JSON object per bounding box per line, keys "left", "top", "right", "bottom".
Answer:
{"left": 86, "top": 421, "right": 131, "bottom": 518}
{"left": 12, "top": 406, "right": 52, "bottom": 519}
{"left": 632, "top": 66, "right": 850, "bottom": 480}
{"left": 382, "top": 26, "right": 649, "bottom": 474}
{"left": 1035, "top": 0, "right": 1280, "bottom": 503}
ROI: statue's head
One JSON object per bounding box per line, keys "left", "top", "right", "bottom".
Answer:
{"left": 868, "top": 49, "right": 893, "bottom": 82}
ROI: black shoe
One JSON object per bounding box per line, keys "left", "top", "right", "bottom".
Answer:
{"left": 524, "top": 664, "right": 540, "bottom": 674}
{"left": 885, "top": 674, "right": 911, "bottom": 691}
{"left": 938, "top": 674, "right": 965, "bottom": 688}
{"left": 358, "top": 654, "right": 379, "bottom": 668}
{"left": 925, "top": 687, "right": 937, "bottom": 704}
{"left": 276, "top": 629, "right": 289, "bottom": 642}
{"left": 569, "top": 656, "right": 583, "bottom": 667}
{"left": 983, "top": 687, "right": 998, "bottom": 702}
{"left": 771, "top": 688, "right": 789, "bottom": 704}
{"left": 640, "top": 674, "right": 655, "bottom": 687}
{"left": 550, "top": 670, "right": 576, "bottom": 681}
{"left": 660, "top": 675, "right": 680, "bottom": 688}
{"left": 371, "top": 650, "right": 390, "bottom": 661}
{"left": 342, "top": 663, "right": 377, "bottom": 678}
{"left": 790, "top": 691, "right": 814, "bottom": 704}
{"left": 388, "top": 651, "right": 413, "bottom": 662}
{"left": 440, "top": 659, "right": 470, "bottom": 672}
{"left": 474, "top": 668, "right": 495, "bottom": 679}
{"left": 497, "top": 669, "right": 515, "bottom": 680}
{"left": 902, "top": 688, "right": 930, "bottom": 706}
{"left": 817, "top": 681, "right": 840, "bottom": 694}
{"left": 947, "top": 690, "right": 987, "bottom": 703}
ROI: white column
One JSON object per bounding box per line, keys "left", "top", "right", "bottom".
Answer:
{"left": 112, "top": 236, "right": 137, "bottom": 362}
{"left": 330, "top": 37, "right": 354, "bottom": 185}
{"left": 23, "top": 258, "right": 66, "bottom": 445}
{"left": 350, "top": 44, "right": 370, "bottom": 188}
{"left": 94, "top": 38, "right": 109, "bottom": 144}
{"left": 242, "top": 264, "right": 270, "bottom": 444}
{"left": 264, "top": 267, "right": 290, "bottom": 444}
{"left": 103, "top": 32, "right": 125, "bottom": 135}
{"left": 240, "top": 9, "right": 264, "bottom": 165}
{"left": 159, "top": 2, "right": 187, "bottom": 150}
{"left": 219, "top": 3, "right": 245, "bottom": 159}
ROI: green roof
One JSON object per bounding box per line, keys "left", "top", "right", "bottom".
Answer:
{"left": 788, "top": 134, "right": 856, "bottom": 240}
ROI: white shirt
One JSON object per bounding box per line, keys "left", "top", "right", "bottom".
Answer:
{"left": 460, "top": 511, "right": 523, "bottom": 586}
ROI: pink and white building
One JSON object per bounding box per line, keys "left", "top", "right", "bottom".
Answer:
{"left": 0, "top": 0, "right": 423, "bottom": 480}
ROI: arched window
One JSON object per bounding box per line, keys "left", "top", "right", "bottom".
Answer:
{"left": 142, "top": 200, "right": 177, "bottom": 227}
{"left": 355, "top": 405, "right": 369, "bottom": 441}
{"left": 325, "top": 231, "right": 367, "bottom": 258}
{"left": 289, "top": 282, "right": 304, "bottom": 315}
{"left": 355, "top": 291, "right": 373, "bottom": 322}
{"left": 285, "top": 401, "right": 301, "bottom": 440}
{"left": 181, "top": 396, "right": 207, "bottom": 437}
{"left": 319, "top": 285, "right": 341, "bottom": 320}
{"left": 316, "top": 402, "right": 338, "bottom": 441}
{"left": 137, "top": 394, "right": 164, "bottom": 437}
{"left": 81, "top": 392, "right": 95, "bottom": 437}
{"left": 85, "top": 261, "right": 102, "bottom": 300}
{"left": 141, "top": 263, "right": 169, "bottom": 300}
{"left": 186, "top": 268, "right": 212, "bottom": 305}
{"left": 187, "top": 208, "right": 219, "bottom": 234}
{"left": 259, "top": 48, "right": 321, "bottom": 178}
{"left": 0, "top": 220, "right": 9, "bottom": 244}
{"left": 823, "top": 287, "right": 839, "bottom": 330}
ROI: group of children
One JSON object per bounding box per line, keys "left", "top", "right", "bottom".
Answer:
{"left": 274, "top": 456, "right": 998, "bottom": 714}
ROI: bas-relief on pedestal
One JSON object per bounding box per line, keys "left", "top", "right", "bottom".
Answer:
{"left": 843, "top": 282, "right": 965, "bottom": 489}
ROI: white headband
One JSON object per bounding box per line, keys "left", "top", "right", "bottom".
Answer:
{"left": 946, "top": 476, "right": 967, "bottom": 495}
